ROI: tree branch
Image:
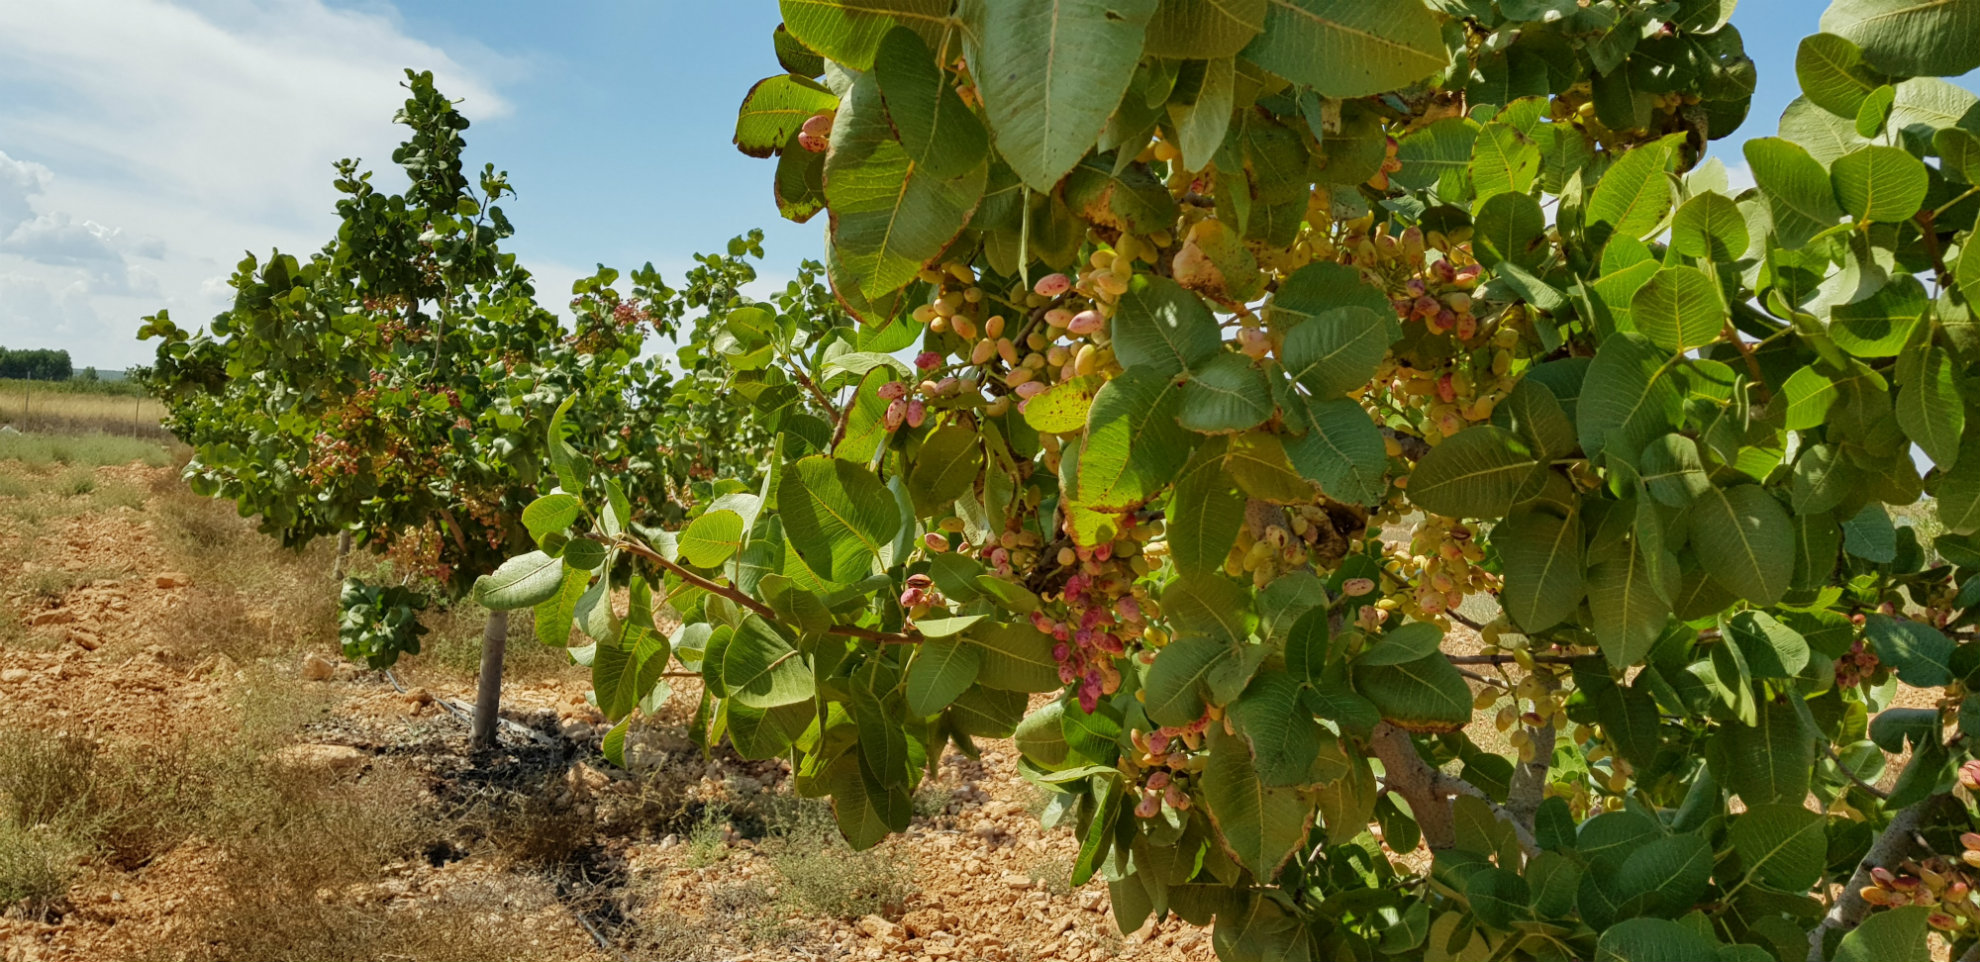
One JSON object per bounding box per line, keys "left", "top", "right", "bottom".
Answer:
{"left": 602, "top": 535, "right": 922, "bottom": 646}
{"left": 1368, "top": 722, "right": 1455, "bottom": 851}
{"left": 1808, "top": 799, "right": 1937, "bottom": 962}
{"left": 1506, "top": 675, "right": 1557, "bottom": 830}
{"left": 1366, "top": 722, "right": 1539, "bottom": 858}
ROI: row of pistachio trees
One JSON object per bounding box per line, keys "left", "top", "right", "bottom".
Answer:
{"left": 479, "top": 0, "right": 1980, "bottom": 959}
{"left": 141, "top": 71, "right": 799, "bottom": 748}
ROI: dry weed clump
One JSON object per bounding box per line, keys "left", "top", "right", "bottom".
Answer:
{"left": 760, "top": 800, "right": 915, "bottom": 920}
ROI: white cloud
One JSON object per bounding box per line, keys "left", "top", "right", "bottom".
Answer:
{"left": 0, "top": 0, "right": 507, "bottom": 367}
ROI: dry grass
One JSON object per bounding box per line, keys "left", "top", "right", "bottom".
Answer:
{"left": 0, "top": 382, "right": 168, "bottom": 440}
{"left": 0, "top": 432, "right": 169, "bottom": 470}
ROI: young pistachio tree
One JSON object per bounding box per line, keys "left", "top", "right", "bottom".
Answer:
{"left": 488, "top": 1, "right": 1980, "bottom": 958}
{"left": 141, "top": 71, "right": 756, "bottom": 750}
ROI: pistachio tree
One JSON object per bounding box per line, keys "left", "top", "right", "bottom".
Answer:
{"left": 486, "top": 1, "right": 1980, "bottom": 958}
{"left": 141, "top": 72, "right": 771, "bottom": 749}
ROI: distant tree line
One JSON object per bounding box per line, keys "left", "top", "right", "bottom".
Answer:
{"left": 0, "top": 348, "right": 73, "bottom": 380}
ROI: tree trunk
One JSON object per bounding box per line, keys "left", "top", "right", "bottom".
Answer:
{"left": 472, "top": 610, "right": 508, "bottom": 751}
{"left": 333, "top": 530, "right": 352, "bottom": 579}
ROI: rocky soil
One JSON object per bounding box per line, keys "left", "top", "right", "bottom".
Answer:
{"left": 0, "top": 459, "right": 1218, "bottom": 962}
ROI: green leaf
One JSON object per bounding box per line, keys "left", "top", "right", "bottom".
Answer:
{"left": 1727, "top": 611, "right": 1811, "bottom": 678}
{"left": 1145, "top": 0, "right": 1266, "bottom": 58}
{"left": 1353, "top": 653, "right": 1471, "bottom": 733}
{"left": 1497, "top": 505, "right": 1584, "bottom": 633}
{"left": 823, "top": 751, "right": 912, "bottom": 850}
{"left": 473, "top": 551, "right": 566, "bottom": 611}
{"left": 1578, "top": 332, "right": 1683, "bottom": 461}
{"left": 1075, "top": 365, "right": 1193, "bottom": 510}
{"left": 1842, "top": 501, "right": 1898, "bottom": 562}
{"left": 1688, "top": 485, "right": 1794, "bottom": 606}
{"left": 1224, "top": 433, "right": 1315, "bottom": 504}
{"left": 1473, "top": 191, "right": 1548, "bottom": 270}
{"left": 680, "top": 509, "right": 746, "bottom": 568}
{"left": 1112, "top": 275, "right": 1224, "bottom": 377}
{"left": 1593, "top": 917, "right": 1722, "bottom": 962}
{"left": 908, "top": 425, "right": 983, "bottom": 514}
{"left": 522, "top": 493, "right": 581, "bottom": 541}
{"left": 1180, "top": 354, "right": 1275, "bottom": 434}
{"left": 959, "top": 0, "right": 1158, "bottom": 192}
{"left": 825, "top": 72, "right": 987, "bottom": 299}
{"left": 1238, "top": 0, "right": 1448, "bottom": 99}
{"left": 1937, "top": 126, "right": 1980, "bottom": 183}
{"left": 1278, "top": 306, "right": 1399, "bottom": 398}
{"left": 1587, "top": 139, "right": 1674, "bottom": 244}
{"left": 873, "top": 27, "right": 988, "bottom": 179}
{"left": 734, "top": 74, "right": 839, "bottom": 158}
{"left": 1493, "top": 377, "right": 1577, "bottom": 461}
{"left": 722, "top": 615, "right": 815, "bottom": 709}
{"left": 1866, "top": 614, "right": 1954, "bottom": 687}
{"left": 966, "top": 621, "right": 1064, "bottom": 692}
{"left": 1392, "top": 118, "right": 1479, "bottom": 197}
{"left": 1729, "top": 804, "right": 1827, "bottom": 892}
{"left": 1171, "top": 56, "right": 1237, "bottom": 172}
{"left": 1471, "top": 123, "right": 1540, "bottom": 201}
{"left": 1229, "top": 672, "right": 1321, "bottom": 786}
{"left": 1168, "top": 443, "right": 1246, "bottom": 576}
{"left": 906, "top": 637, "right": 982, "bottom": 717}
{"left": 1145, "top": 636, "right": 1229, "bottom": 727}
{"left": 1405, "top": 425, "right": 1541, "bottom": 520}
{"left": 1857, "top": 83, "right": 1896, "bottom": 136}
{"left": 1831, "top": 274, "right": 1926, "bottom": 358}
{"left": 1744, "top": 137, "right": 1843, "bottom": 249}
{"left": 1614, "top": 832, "right": 1712, "bottom": 914}
{"left": 1284, "top": 397, "right": 1388, "bottom": 506}
{"left": 1355, "top": 621, "right": 1445, "bottom": 667}
{"left": 1820, "top": 0, "right": 1980, "bottom": 78}
{"left": 533, "top": 565, "right": 590, "bottom": 647}
{"left": 780, "top": 455, "right": 901, "bottom": 583}
{"left": 1640, "top": 434, "right": 1710, "bottom": 507}
{"left": 1201, "top": 728, "right": 1310, "bottom": 880}
{"left": 1283, "top": 607, "right": 1332, "bottom": 684}
{"left": 1831, "top": 145, "right": 1929, "bottom": 223}
{"left": 1941, "top": 432, "right": 1980, "bottom": 535}
{"left": 1833, "top": 905, "right": 1932, "bottom": 962}
{"left": 778, "top": 0, "right": 947, "bottom": 70}
{"left": 1631, "top": 266, "right": 1726, "bottom": 353}
{"left": 1669, "top": 191, "right": 1750, "bottom": 263}
{"left": 594, "top": 582, "right": 671, "bottom": 722}
{"left": 1588, "top": 549, "right": 1674, "bottom": 670}
{"left": 1797, "top": 32, "right": 1886, "bottom": 120}
{"left": 1897, "top": 346, "right": 1965, "bottom": 469}
{"left": 1714, "top": 698, "right": 1814, "bottom": 805}
{"left": 561, "top": 538, "right": 607, "bottom": 572}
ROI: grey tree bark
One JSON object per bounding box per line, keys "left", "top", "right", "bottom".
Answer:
{"left": 471, "top": 609, "right": 508, "bottom": 751}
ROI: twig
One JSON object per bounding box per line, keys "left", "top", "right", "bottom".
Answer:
{"left": 789, "top": 365, "right": 840, "bottom": 428}
{"left": 603, "top": 534, "right": 921, "bottom": 645}
{"left": 1723, "top": 319, "right": 1769, "bottom": 402}
{"left": 1447, "top": 652, "right": 1582, "bottom": 666}
{"left": 1918, "top": 208, "right": 1952, "bottom": 289}
{"left": 1825, "top": 743, "right": 1890, "bottom": 801}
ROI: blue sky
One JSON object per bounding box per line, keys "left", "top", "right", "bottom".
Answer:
{"left": 0, "top": 0, "right": 1970, "bottom": 370}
